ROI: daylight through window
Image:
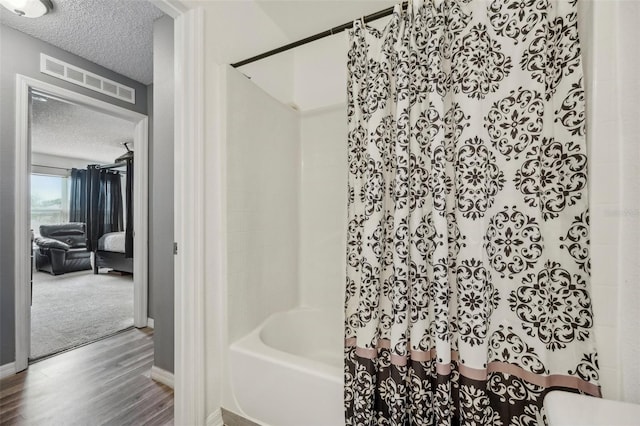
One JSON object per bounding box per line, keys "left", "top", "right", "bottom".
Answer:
{"left": 31, "top": 174, "right": 69, "bottom": 237}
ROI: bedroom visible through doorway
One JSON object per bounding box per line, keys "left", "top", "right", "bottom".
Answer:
{"left": 29, "top": 91, "right": 136, "bottom": 361}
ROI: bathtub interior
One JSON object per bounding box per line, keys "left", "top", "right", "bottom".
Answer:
{"left": 229, "top": 308, "right": 345, "bottom": 426}
{"left": 258, "top": 308, "right": 344, "bottom": 369}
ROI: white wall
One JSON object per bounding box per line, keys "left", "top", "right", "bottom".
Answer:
{"left": 291, "top": 17, "right": 356, "bottom": 316}
{"left": 240, "top": 51, "right": 295, "bottom": 107}
{"left": 585, "top": 0, "right": 640, "bottom": 403}
{"left": 293, "top": 34, "right": 347, "bottom": 111}
{"left": 299, "top": 105, "right": 347, "bottom": 312}
{"left": 31, "top": 152, "right": 103, "bottom": 174}
{"left": 616, "top": 0, "right": 640, "bottom": 405}
{"left": 239, "top": 23, "right": 351, "bottom": 318}
{"left": 240, "top": 34, "right": 351, "bottom": 312}
{"left": 194, "top": 1, "right": 387, "bottom": 420}
{"left": 225, "top": 67, "right": 300, "bottom": 343}
{"left": 585, "top": 0, "right": 620, "bottom": 400}
{"left": 221, "top": 67, "right": 301, "bottom": 416}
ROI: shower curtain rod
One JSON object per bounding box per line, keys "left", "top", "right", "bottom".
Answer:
{"left": 231, "top": 2, "right": 407, "bottom": 68}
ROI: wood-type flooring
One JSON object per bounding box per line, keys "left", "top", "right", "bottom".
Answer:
{"left": 0, "top": 328, "right": 173, "bottom": 425}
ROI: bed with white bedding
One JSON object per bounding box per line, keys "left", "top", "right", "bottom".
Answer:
{"left": 95, "top": 231, "right": 132, "bottom": 274}
{"left": 98, "top": 232, "right": 126, "bottom": 253}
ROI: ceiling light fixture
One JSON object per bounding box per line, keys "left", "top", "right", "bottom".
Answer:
{"left": 0, "top": 0, "right": 52, "bottom": 18}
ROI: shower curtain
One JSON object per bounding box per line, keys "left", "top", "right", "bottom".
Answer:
{"left": 344, "top": 0, "right": 599, "bottom": 424}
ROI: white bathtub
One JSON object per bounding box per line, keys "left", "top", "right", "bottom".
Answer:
{"left": 229, "top": 308, "right": 344, "bottom": 426}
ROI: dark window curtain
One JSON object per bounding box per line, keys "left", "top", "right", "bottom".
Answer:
{"left": 85, "top": 165, "right": 124, "bottom": 251}
{"left": 101, "top": 170, "right": 124, "bottom": 234}
{"left": 86, "top": 166, "right": 101, "bottom": 251}
{"left": 69, "top": 168, "right": 87, "bottom": 223}
{"left": 125, "top": 159, "right": 133, "bottom": 258}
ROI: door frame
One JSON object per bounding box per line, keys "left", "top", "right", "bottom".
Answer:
{"left": 14, "top": 3, "right": 207, "bottom": 424}
{"left": 152, "top": 4, "right": 207, "bottom": 424}
{"left": 14, "top": 75, "right": 150, "bottom": 371}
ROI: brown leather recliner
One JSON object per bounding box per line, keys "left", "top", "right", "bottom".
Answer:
{"left": 34, "top": 223, "right": 92, "bottom": 275}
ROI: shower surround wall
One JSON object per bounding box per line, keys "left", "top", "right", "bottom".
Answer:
{"left": 616, "top": 1, "right": 640, "bottom": 404}
{"left": 225, "top": 68, "right": 300, "bottom": 343}
{"left": 584, "top": 0, "right": 640, "bottom": 403}
{"left": 299, "top": 105, "right": 348, "bottom": 312}
{"left": 223, "top": 67, "right": 349, "bottom": 419}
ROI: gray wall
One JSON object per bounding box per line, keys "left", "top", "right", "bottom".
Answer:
{"left": 150, "top": 16, "right": 174, "bottom": 373}
{"left": 0, "top": 25, "right": 148, "bottom": 366}
{"left": 147, "top": 85, "right": 155, "bottom": 319}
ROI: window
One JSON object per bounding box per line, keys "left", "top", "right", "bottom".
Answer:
{"left": 31, "top": 174, "right": 69, "bottom": 237}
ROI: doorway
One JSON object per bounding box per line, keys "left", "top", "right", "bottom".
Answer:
{"left": 14, "top": 75, "right": 149, "bottom": 370}
{"left": 11, "top": 4, "right": 206, "bottom": 424}
{"left": 29, "top": 91, "right": 138, "bottom": 361}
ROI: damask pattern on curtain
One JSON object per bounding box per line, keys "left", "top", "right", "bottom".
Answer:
{"left": 344, "top": 0, "right": 599, "bottom": 424}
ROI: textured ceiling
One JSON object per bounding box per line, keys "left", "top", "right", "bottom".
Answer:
{"left": 31, "top": 94, "right": 135, "bottom": 164}
{"left": 0, "top": 0, "right": 400, "bottom": 83}
{"left": 6, "top": 0, "right": 405, "bottom": 164}
{"left": 0, "top": 0, "right": 165, "bottom": 84}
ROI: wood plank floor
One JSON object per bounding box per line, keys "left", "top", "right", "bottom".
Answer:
{"left": 0, "top": 328, "right": 173, "bottom": 425}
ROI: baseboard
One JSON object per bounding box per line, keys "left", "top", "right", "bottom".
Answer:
{"left": 150, "top": 365, "right": 174, "bottom": 388}
{"left": 147, "top": 317, "right": 154, "bottom": 329}
{"left": 0, "top": 362, "right": 15, "bottom": 379}
{"left": 206, "top": 408, "right": 224, "bottom": 426}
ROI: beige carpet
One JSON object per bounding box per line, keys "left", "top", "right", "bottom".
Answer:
{"left": 30, "top": 269, "right": 134, "bottom": 360}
